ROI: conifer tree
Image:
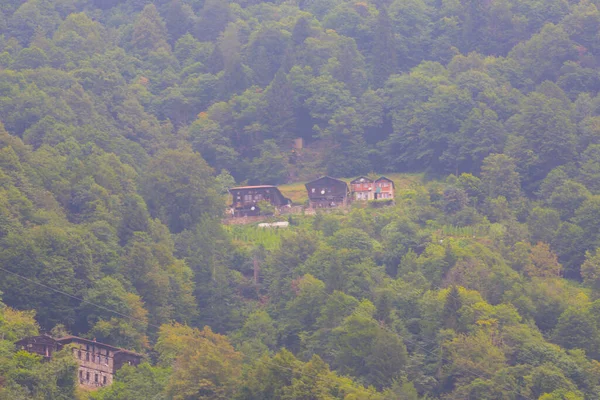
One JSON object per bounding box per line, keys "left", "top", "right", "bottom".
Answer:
{"left": 372, "top": 8, "right": 398, "bottom": 88}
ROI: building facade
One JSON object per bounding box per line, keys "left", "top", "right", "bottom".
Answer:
{"left": 14, "top": 334, "right": 58, "bottom": 360}
{"left": 350, "top": 176, "right": 395, "bottom": 201}
{"left": 350, "top": 176, "right": 374, "bottom": 201}
{"left": 373, "top": 176, "right": 395, "bottom": 200}
{"left": 229, "top": 185, "right": 291, "bottom": 217}
{"left": 15, "top": 335, "right": 143, "bottom": 389}
{"left": 305, "top": 176, "right": 349, "bottom": 208}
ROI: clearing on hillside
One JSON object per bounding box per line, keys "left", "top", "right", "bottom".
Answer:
{"left": 278, "top": 173, "right": 424, "bottom": 205}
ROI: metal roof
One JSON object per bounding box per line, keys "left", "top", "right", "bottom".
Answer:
{"left": 229, "top": 185, "right": 278, "bottom": 190}
{"left": 55, "top": 335, "right": 144, "bottom": 357}
{"left": 351, "top": 176, "right": 373, "bottom": 183}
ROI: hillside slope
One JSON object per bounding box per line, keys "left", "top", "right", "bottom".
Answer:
{"left": 2, "top": 0, "right": 600, "bottom": 399}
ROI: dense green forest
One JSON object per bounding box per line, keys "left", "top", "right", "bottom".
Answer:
{"left": 3, "top": 0, "right": 600, "bottom": 398}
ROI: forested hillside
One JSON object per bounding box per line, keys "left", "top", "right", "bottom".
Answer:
{"left": 2, "top": 0, "right": 600, "bottom": 399}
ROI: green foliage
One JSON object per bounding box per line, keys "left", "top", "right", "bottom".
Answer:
{"left": 0, "top": 346, "right": 78, "bottom": 400}
{"left": 3, "top": 0, "right": 600, "bottom": 398}
{"left": 224, "top": 224, "right": 284, "bottom": 251}
{"left": 90, "top": 363, "right": 170, "bottom": 400}
{"left": 156, "top": 323, "right": 242, "bottom": 400}
{"left": 142, "top": 148, "right": 221, "bottom": 233}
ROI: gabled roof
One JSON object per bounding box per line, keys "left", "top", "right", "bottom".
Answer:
{"left": 229, "top": 185, "right": 278, "bottom": 191}
{"left": 375, "top": 176, "right": 395, "bottom": 188}
{"left": 15, "top": 334, "right": 57, "bottom": 346}
{"left": 228, "top": 185, "right": 291, "bottom": 205}
{"left": 305, "top": 176, "right": 348, "bottom": 188}
{"left": 56, "top": 336, "right": 144, "bottom": 357}
{"left": 350, "top": 176, "right": 373, "bottom": 184}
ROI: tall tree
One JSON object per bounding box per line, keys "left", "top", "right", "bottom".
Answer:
{"left": 372, "top": 8, "right": 398, "bottom": 88}
{"left": 195, "top": 0, "right": 231, "bottom": 42}
{"left": 480, "top": 154, "right": 521, "bottom": 201}
{"left": 219, "top": 23, "right": 248, "bottom": 98}
{"left": 506, "top": 92, "right": 576, "bottom": 187}
{"left": 142, "top": 148, "right": 222, "bottom": 233}
{"left": 164, "top": 0, "right": 195, "bottom": 44}
{"left": 156, "top": 324, "right": 242, "bottom": 400}
{"left": 132, "top": 4, "right": 171, "bottom": 56}
{"left": 264, "top": 70, "right": 296, "bottom": 140}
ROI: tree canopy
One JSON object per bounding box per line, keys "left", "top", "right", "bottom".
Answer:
{"left": 2, "top": 0, "right": 600, "bottom": 399}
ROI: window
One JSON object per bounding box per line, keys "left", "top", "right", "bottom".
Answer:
{"left": 105, "top": 357, "right": 109, "bottom": 365}
{"left": 103, "top": 376, "right": 107, "bottom": 385}
{"left": 98, "top": 355, "right": 101, "bottom": 363}
{"left": 95, "top": 374, "right": 99, "bottom": 383}
{"left": 86, "top": 372, "right": 90, "bottom": 381}
{"left": 86, "top": 352, "right": 90, "bottom": 361}
{"left": 78, "top": 350, "right": 81, "bottom": 359}
{"left": 79, "top": 370, "right": 83, "bottom": 380}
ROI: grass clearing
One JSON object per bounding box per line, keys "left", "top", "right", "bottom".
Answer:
{"left": 223, "top": 224, "right": 286, "bottom": 250}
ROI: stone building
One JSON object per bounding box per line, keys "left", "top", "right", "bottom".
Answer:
{"left": 15, "top": 334, "right": 143, "bottom": 388}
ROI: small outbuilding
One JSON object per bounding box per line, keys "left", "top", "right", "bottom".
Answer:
{"left": 305, "top": 176, "right": 349, "bottom": 208}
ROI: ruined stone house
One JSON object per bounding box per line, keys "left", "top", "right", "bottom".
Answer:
{"left": 15, "top": 334, "right": 143, "bottom": 388}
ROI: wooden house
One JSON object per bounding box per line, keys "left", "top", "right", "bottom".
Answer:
{"left": 374, "top": 176, "right": 395, "bottom": 199}
{"left": 229, "top": 185, "right": 291, "bottom": 217}
{"left": 16, "top": 335, "right": 143, "bottom": 388}
{"left": 305, "top": 176, "right": 349, "bottom": 208}
{"left": 14, "top": 334, "right": 58, "bottom": 360}
{"left": 350, "top": 176, "right": 374, "bottom": 201}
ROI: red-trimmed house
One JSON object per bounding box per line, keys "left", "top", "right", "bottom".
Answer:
{"left": 350, "top": 176, "right": 374, "bottom": 201}
{"left": 373, "top": 176, "right": 395, "bottom": 200}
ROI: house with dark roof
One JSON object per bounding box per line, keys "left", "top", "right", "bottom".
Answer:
{"left": 228, "top": 185, "right": 291, "bottom": 217}
{"left": 305, "top": 176, "right": 349, "bottom": 208}
{"left": 15, "top": 335, "right": 143, "bottom": 388}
